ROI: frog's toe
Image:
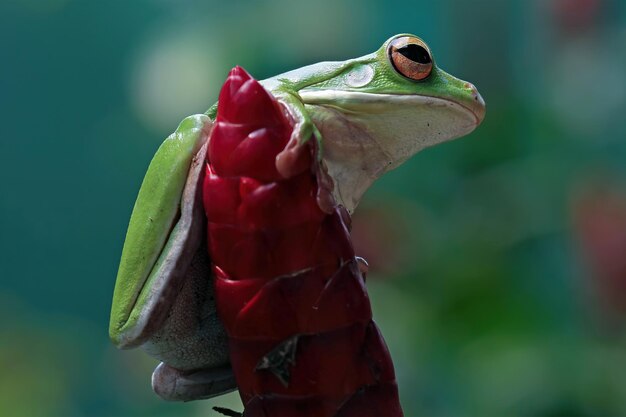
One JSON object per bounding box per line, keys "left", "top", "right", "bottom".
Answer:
{"left": 290, "top": 120, "right": 312, "bottom": 145}
{"left": 152, "top": 362, "right": 237, "bottom": 402}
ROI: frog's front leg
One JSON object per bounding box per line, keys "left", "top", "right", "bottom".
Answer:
{"left": 273, "top": 90, "right": 323, "bottom": 177}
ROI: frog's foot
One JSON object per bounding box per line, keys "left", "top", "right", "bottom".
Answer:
{"left": 276, "top": 119, "right": 324, "bottom": 178}
{"left": 151, "top": 362, "right": 237, "bottom": 402}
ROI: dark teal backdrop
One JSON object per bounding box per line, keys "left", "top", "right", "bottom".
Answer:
{"left": 1, "top": 0, "right": 626, "bottom": 415}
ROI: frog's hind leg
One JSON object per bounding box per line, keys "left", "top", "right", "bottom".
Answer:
{"left": 152, "top": 362, "right": 237, "bottom": 401}
{"left": 141, "top": 239, "right": 235, "bottom": 400}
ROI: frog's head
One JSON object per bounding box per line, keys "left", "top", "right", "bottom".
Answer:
{"left": 298, "top": 34, "right": 486, "bottom": 211}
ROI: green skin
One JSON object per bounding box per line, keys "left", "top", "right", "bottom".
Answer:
{"left": 109, "top": 34, "right": 485, "bottom": 401}
{"left": 110, "top": 115, "right": 208, "bottom": 346}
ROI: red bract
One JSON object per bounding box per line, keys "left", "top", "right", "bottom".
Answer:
{"left": 204, "top": 66, "right": 403, "bottom": 417}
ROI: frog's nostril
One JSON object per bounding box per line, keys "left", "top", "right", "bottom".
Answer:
{"left": 472, "top": 91, "right": 486, "bottom": 124}
{"left": 461, "top": 82, "right": 486, "bottom": 124}
{"left": 467, "top": 83, "right": 483, "bottom": 103}
{"left": 454, "top": 81, "right": 485, "bottom": 125}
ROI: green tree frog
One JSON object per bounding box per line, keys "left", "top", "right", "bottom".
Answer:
{"left": 109, "top": 34, "right": 485, "bottom": 401}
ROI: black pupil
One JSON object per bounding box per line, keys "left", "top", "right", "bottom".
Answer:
{"left": 397, "top": 44, "right": 431, "bottom": 64}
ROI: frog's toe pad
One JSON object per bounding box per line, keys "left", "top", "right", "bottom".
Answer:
{"left": 152, "top": 362, "right": 237, "bottom": 402}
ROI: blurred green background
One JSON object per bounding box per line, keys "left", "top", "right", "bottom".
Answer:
{"left": 2, "top": 0, "right": 626, "bottom": 416}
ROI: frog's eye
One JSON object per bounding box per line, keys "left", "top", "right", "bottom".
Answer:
{"left": 388, "top": 36, "right": 433, "bottom": 81}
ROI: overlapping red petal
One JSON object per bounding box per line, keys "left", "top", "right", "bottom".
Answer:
{"left": 203, "top": 67, "right": 402, "bottom": 417}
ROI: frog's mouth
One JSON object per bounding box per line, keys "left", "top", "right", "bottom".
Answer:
{"left": 300, "top": 90, "right": 485, "bottom": 129}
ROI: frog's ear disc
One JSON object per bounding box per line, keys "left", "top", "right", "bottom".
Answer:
{"left": 109, "top": 115, "right": 212, "bottom": 348}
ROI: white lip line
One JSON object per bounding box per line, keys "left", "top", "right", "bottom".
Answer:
{"left": 299, "top": 90, "right": 481, "bottom": 125}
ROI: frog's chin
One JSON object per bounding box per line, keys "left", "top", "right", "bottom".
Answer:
{"left": 301, "top": 90, "right": 483, "bottom": 213}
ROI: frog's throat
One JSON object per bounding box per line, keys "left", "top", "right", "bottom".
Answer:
{"left": 300, "top": 91, "right": 483, "bottom": 213}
